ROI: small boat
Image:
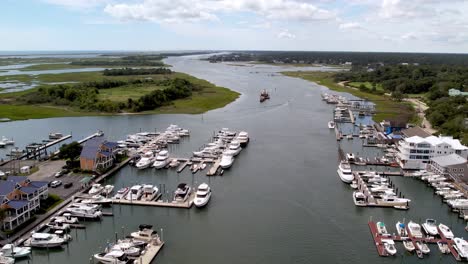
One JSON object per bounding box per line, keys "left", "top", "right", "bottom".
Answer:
{"left": 422, "top": 219, "right": 438, "bottom": 236}
{"left": 442, "top": 224, "right": 457, "bottom": 238}
{"left": 47, "top": 220, "right": 70, "bottom": 231}
{"left": 130, "top": 224, "right": 160, "bottom": 242}
{"left": 382, "top": 239, "right": 397, "bottom": 255}
{"left": 416, "top": 241, "right": 430, "bottom": 254}
{"left": 416, "top": 249, "right": 423, "bottom": 259}
{"left": 49, "top": 132, "right": 63, "bottom": 140}
{"left": 111, "top": 242, "right": 141, "bottom": 257}
{"left": 168, "top": 159, "right": 180, "bottom": 168}
{"left": 0, "top": 244, "right": 31, "bottom": 258}
{"left": 29, "top": 233, "right": 66, "bottom": 248}
{"left": 225, "top": 140, "right": 242, "bottom": 156}
{"left": 408, "top": 221, "right": 423, "bottom": 238}
{"left": 101, "top": 185, "right": 114, "bottom": 196}
{"left": 328, "top": 121, "right": 335, "bottom": 129}
{"left": 347, "top": 134, "right": 353, "bottom": 140}
{"left": 194, "top": 183, "right": 211, "bottom": 208}
{"left": 396, "top": 222, "right": 407, "bottom": 236}
{"left": 403, "top": 240, "right": 415, "bottom": 252}
{"left": 350, "top": 181, "right": 358, "bottom": 189}
{"left": 376, "top": 195, "right": 410, "bottom": 207}
{"left": 113, "top": 187, "right": 129, "bottom": 199}
{"left": 220, "top": 152, "right": 235, "bottom": 169}
{"left": 236, "top": 131, "right": 250, "bottom": 147}
{"left": 259, "top": 89, "right": 270, "bottom": 102}
{"left": 93, "top": 250, "right": 128, "bottom": 264}
{"left": 174, "top": 183, "right": 191, "bottom": 202}
{"left": 51, "top": 213, "right": 79, "bottom": 224}
{"left": 88, "top": 184, "right": 104, "bottom": 195}
{"left": 376, "top": 222, "right": 389, "bottom": 235}
{"left": 141, "top": 184, "right": 159, "bottom": 201}
{"left": 200, "top": 163, "right": 207, "bottom": 170}
{"left": 1, "top": 137, "right": 14, "bottom": 146}
{"left": 65, "top": 206, "right": 103, "bottom": 219}
{"left": 437, "top": 241, "right": 450, "bottom": 254}
{"left": 153, "top": 150, "right": 170, "bottom": 169}
{"left": 337, "top": 161, "right": 354, "bottom": 183}
{"left": 136, "top": 151, "right": 155, "bottom": 169}
{"left": 353, "top": 192, "right": 367, "bottom": 206}
{"left": 454, "top": 237, "right": 468, "bottom": 259}
{"left": 0, "top": 253, "right": 14, "bottom": 264}
{"left": 126, "top": 185, "right": 144, "bottom": 200}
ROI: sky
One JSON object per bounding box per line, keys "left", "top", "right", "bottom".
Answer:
{"left": 1, "top": 0, "right": 468, "bottom": 53}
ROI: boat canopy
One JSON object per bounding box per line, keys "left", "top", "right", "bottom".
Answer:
{"left": 399, "top": 223, "right": 405, "bottom": 228}
{"left": 32, "top": 233, "right": 51, "bottom": 239}
{"left": 139, "top": 224, "right": 153, "bottom": 230}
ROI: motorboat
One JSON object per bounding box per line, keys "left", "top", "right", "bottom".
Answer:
{"left": 69, "top": 202, "right": 102, "bottom": 210}
{"left": 347, "top": 134, "right": 353, "bottom": 140}
{"left": 166, "top": 124, "right": 190, "bottom": 137}
{"left": 346, "top": 153, "right": 355, "bottom": 162}
{"left": 113, "top": 187, "right": 129, "bottom": 199}
{"left": 136, "top": 151, "right": 155, "bottom": 169}
{"left": 0, "top": 253, "right": 14, "bottom": 264}
{"left": 220, "top": 152, "right": 235, "bottom": 169}
{"left": 174, "top": 183, "right": 191, "bottom": 202}
{"left": 80, "top": 195, "right": 112, "bottom": 205}
{"left": 131, "top": 224, "right": 159, "bottom": 242}
{"left": 126, "top": 185, "right": 144, "bottom": 201}
{"left": 376, "top": 222, "right": 389, "bottom": 235}
{"left": 226, "top": 140, "right": 242, "bottom": 156}
{"left": 111, "top": 242, "right": 140, "bottom": 257}
{"left": 0, "top": 244, "right": 31, "bottom": 258}
{"left": 29, "top": 233, "right": 66, "bottom": 248}
{"left": 382, "top": 239, "right": 397, "bottom": 255}
{"left": 66, "top": 206, "right": 102, "bottom": 219}
{"left": 437, "top": 241, "right": 450, "bottom": 254}
{"left": 193, "top": 148, "right": 218, "bottom": 158}
{"left": 416, "top": 241, "right": 430, "bottom": 254}
{"left": 328, "top": 121, "right": 335, "bottom": 129}
{"left": 47, "top": 220, "right": 70, "bottom": 231}
{"left": 438, "top": 223, "right": 454, "bottom": 239}
{"left": 403, "top": 240, "right": 415, "bottom": 252}
{"left": 454, "top": 237, "right": 468, "bottom": 259}
{"left": 448, "top": 199, "right": 468, "bottom": 210}
{"left": 236, "top": 131, "right": 250, "bottom": 147}
{"left": 88, "top": 184, "right": 104, "bottom": 195}
{"left": 101, "top": 185, "right": 114, "bottom": 196}
{"left": 94, "top": 250, "right": 128, "bottom": 264}
{"left": 416, "top": 249, "right": 423, "bottom": 259}
{"left": 49, "top": 132, "right": 63, "bottom": 139}
{"left": 350, "top": 181, "right": 358, "bottom": 189}
{"left": 168, "top": 159, "right": 180, "bottom": 168}
{"left": 352, "top": 192, "right": 367, "bottom": 206}
{"left": 194, "top": 183, "right": 211, "bottom": 208}
{"left": 367, "top": 176, "right": 388, "bottom": 184}
{"left": 51, "top": 213, "right": 79, "bottom": 224}
{"left": 408, "top": 221, "right": 423, "bottom": 238}
{"left": 396, "top": 222, "right": 407, "bottom": 236}
{"left": 141, "top": 184, "right": 159, "bottom": 201}
{"left": 153, "top": 150, "right": 170, "bottom": 169}
{"left": 422, "top": 219, "right": 438, "bottom": 236}
{"left": 337, "top": 161, "right": 353, "bottom": 183}
{"left": 376, "top": 195, "right": 410, "bottom": 207}
{"left": 1, "top": 137, "right": 14, "bottom": 145}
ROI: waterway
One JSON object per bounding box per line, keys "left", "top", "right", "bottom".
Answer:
{"left": 0, "top": 55, "right": 464, "bottom": 263}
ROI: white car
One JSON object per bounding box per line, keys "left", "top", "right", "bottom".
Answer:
{"left": 50, "top": 180, "right": 62, "bottom": 188}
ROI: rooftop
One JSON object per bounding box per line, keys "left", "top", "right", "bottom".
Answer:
{"left": 401, "top": 126, "right": 431, "bottom": 138}
{"left": 404, "top": 135, "right": 468, "bottom": 150}
{"left": 431, "top": 154, "right": 467, "bottom": 167}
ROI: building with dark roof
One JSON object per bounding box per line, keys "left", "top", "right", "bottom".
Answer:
{"left": 400, "top": 126, "right": 431, "bottom": 138}
{"left": 80, "top": 136, "right": 117, "bottom": 172}
{"left": 0, "top": 176, "right": 49, "bottom": 230}
{"left": 428, "top": 154, "right": 468, "bottom": 182}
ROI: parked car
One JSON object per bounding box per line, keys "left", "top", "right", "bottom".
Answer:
{"left": 64, "top": 182, "right": 73, "bottom": 189}
{"left": 54, "top": 169, "right": 69, "bottom": 178}
{"left": 50, "top": 180, "right": 62, "bottom": 188}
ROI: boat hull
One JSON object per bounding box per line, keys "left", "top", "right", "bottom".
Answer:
{"left": 337, "top": 169, "right": 353, "bottom": 183}
{"left": 194, "top": 193, "right": 211, "bottom": 208}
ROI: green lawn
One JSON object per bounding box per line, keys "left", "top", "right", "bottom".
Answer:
{"left": 282, "top": 71, "right": 415, "bottom": 123}
{"left": 98, "top": 84, "right": 165, "bottom": 102}
{"left": 0, "top": 104, "right": 102, "bottom": 120}
{"left": 348, "top": 81, "right": 384, "bottom": 91}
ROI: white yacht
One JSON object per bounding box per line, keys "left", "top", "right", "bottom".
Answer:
{"left": 126, "top": 185, "right": 144, "bottom": 201}
{"left": 408, "top": 221, "right": 423, "bottom": 238}
{"left": 94, "top": 250, "right": 128, "bottom": 264}
{"left": 194, "top": 183, "right": 211, "bottom": 208}
{"left": 0, "top": 244, "right": 31, "bottom": 258}
{"left": 29, "top": 233, "right": 66, "bottom": 248}
{"left": 88, "top": 184, "right": 104, "bottom": 195}
{"left": 226, "top": 140, "right": 242, "bottom": 156}
{"left": 51, "top": 213, "right": 79, "bottom": 224}
{"left": 448, "top": 199, "right": 468, "bottom": 210}
{"left": 131, "top": 224, "right": 159, "bottom": 242}
{"left": 337, "top": 161, "right": 354, "bottom": 183}
{"left": 376, "top": 222, "right": 389, "bottom": 235}
{"left": 376, "top": 195, "right": 410, "bottom": 207}
{"left": 136, "top": 151, "right": 155, "bottom": 169}
{"left": 174, "top": 183, "right": 191, "bottom": 202}
{"left": 382, "top": 239, "right": 397, "bottom": 255}
{"left": 352, "top": 192, "right": 367, "bottom": 206}
{"left": 141, "top": 184, "right": 159, "bottom": 201}
{"left": 438, "top": 223, "right": 454, "bottom": 239}
{"left": 101, "top": 185, "right": 114, "bottom": 196}
{"left": 1, "top": 137, "right": 14, "bottom": 145}
{"left": 422, "top": 219, "right": 438, "bottom": 236}
{"left": 403, "top": 240, "right": 415, "bottom": 252}
{"left": 66, "top": 206, "right": 103, "bottom": 219}
{"left": 220, "top": 152, "right": 235, "bottom": 169}
{"left": 236, "top": 131, "right": 250, "bottom": 147}
{"left": 193, "top": 148, "right": 218, "bottom": 158}
{"left": 153, "top": 150, "right": 170, "bottom": 169}
{"left": 111, "top": 242, "right": 140, "bottom": 257}
{"left": 454, "top": 237, "right": 468, "bottom": 259}
{"left": 328, "top": 121, "right": 335, "bottom": 129}
{"left": 113, "top": 187, "right": 129, "bottom": 200}
{"left": 396, "top": 222, "right": 407, "bottom": 236}
{"left": 416, "top": 241, "right": 430, "bottom": 254}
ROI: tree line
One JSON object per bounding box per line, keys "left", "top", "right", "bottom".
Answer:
{"left": 103, "top": 67, "right": 172, "bottom": 76}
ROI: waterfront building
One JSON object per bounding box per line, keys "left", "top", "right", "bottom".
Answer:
{"left": 428, "top": 154, "right": 468, "bottom": 182}
{"left": 397, "top": 135, "right": 468, "bottom": 170}
{"left": 79, "top": 136, "right": 118, "bottom": 172}
{"left": 448, "top": 88, "right": 468, "bottom": 97}
{"left": 0, "top": 176, "right": 48, "bottom": 230}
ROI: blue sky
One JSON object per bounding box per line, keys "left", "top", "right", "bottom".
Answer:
{"left": 1, "top": 0, "right": 468, "bottom": 53}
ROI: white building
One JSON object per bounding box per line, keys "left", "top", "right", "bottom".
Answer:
{"left": 397, "top": 135, "right": 468, "bottom": 170}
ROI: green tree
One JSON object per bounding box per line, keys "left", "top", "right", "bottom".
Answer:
{"left": 58, "top": 141, "right": 83, "bottom": 160}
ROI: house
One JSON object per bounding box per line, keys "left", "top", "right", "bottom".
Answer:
{"left": 448, "top": 89, "right": 468, "bottom": 97}
{"left": 428, "top": 154, "right": 468, "bottom": 182}
{"left": 0, "top": 176, "right": 48, "bottom": 230}
{"left": 80, "top": 136, "right": 118, "bottom": 172}
{"left": 397, "top": 135, "right": 468, "bottom": 170}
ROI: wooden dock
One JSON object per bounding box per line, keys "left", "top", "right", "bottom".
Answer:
{"left": 111, "top": 192, "right": 194, "bottom": 209}
{"left": 134, "top": 242, "right": 165, "bottom": 264}
{"left": 368, "top": 221, "right": 462, "bottom": 261}
{"left": 207, "top": 158, "right": 221, "bottom": 176}
{"left": 177, "top": 160, "right": 191, "bottom": 173}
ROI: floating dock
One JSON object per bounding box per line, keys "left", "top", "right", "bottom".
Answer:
{"left": 207, "top": 158, "right": 221, "bottom": 176}
{"left": 368, "top": 221, "right": 461, "bottom": 261}
{"left": 111, "top": 192, "right": 194, "bottom": 209}
{"left": 134, "top": 242, "right": 165, "bottom": 264}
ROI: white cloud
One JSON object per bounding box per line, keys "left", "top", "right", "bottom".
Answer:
{"left": 339, "top": 22, "right": 361, "bottom": 30}
{"left": 401, "top": 32, "right": 417, "bottom": 40}
{"left": 104, "top": 0, "right": 336, "bottom": 23}
{"left": 277, "top": 29, "right": 296, "bottom": 39}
